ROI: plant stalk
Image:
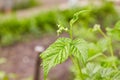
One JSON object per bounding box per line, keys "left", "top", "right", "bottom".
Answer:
{"left": 69, "top": 25, "right": 73, "bottom": 39}
{"left": 98, "top": 28, "right": 118, "bottom": 70}
{"left": 69, "top": 24, "right": 84, "bottom": 79}
{"left": 70, "top": 56, "right": 84, "bottom": 80}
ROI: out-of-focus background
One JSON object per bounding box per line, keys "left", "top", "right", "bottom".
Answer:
{"left": 0, "top": 0, "right": 120, "bottom": 80}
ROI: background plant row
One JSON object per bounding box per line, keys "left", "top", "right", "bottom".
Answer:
{"left": 0, "top": 0, "right": 39, "bottom": 12}
{"left": 0, "top": 2, "right": 119, "bottom": 46}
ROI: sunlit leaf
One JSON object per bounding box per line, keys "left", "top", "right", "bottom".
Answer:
{"left": 112, "top": 71, "right": 120, "bottom": 80}
{"left": 72, "top": 39, "right": 88, "bottom": 63}
{"left": 106, "top": 21, "right": 120, "bottom": 41}
{"left": 40, "top": 38, "right": 72, "bottom": 80}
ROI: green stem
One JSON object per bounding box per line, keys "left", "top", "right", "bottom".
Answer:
{"left": 98, "top": 29, "right": 107, "bottom": 39}
{"left": 76, "top": 58, "right": 84, "bottom": 80}
{"left": 87, "top": 53, "right": 107, "bottom": 62}
{"left": 98, "top": 29, "right": 114, "bottom": 56}
{"left": 98, "top": 28, "right": 118, "bottom": 70}
{"left": 109, "top": 38, "right": 118, "bottom": 70}
{"left": 70, "top": 56, "right": 84, "bottom": 80}
{"left": 69, "top": 23, "right": 84, "bottom": 79}
{"left": 69, "top": 25, "right": 73, "bottom": 39}
{"left": 108, "top": 38, "right": 114, "bottom": 57}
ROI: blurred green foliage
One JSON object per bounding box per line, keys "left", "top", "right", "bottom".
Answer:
{"left": 0, "top": 0, "right": 39, "bottom": 12}
{"left": 0, "top": 71, "right": 17, "bottom": 80}
{"left": 71, "top": 20, "right": 120, "bottom": 80}
{"left": 0, "top": 58, "right": 7, "bottom": 64}
{"left": 0, "top": 58, "right": 17, "bottom": 80}
{"left": 13, "top": 0, "right": 39, "bottom": 11}
{"left": 0, "top": 1, "right": 119, "bottom": 46}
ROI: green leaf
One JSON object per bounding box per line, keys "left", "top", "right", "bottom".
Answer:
{"left": 40, "top": 38, "right": 89, "bottom": 80}
{"left": 88, "top": 39, "right": 108, "bottom": 59}
{"left": 72, "top": 39, "right": 88, "bottom": 63}
{"left": 96, "top": 38, "right": 109, "bottom": 52}
{"left": 40, "top": 38, "right": 72, "bottom": 80}
{"left": 112, "top": 71, "right": 120, "bottom": 80}
{"left": 81, "top": 63, "right": 117, "bottom": 80}
{"left": 106, "top": 24, "right": 120, "bottom": 41}
{"left": 83, "top": 63, "right": 101, "bottom": 77}
{"left": 100, "top": 68, "right": 114, "bottom": 78}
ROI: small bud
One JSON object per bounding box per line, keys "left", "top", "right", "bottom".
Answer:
{"left": 57, "top": 30, "right": 60, "bottom": 33}
{"left": 57, "top": 24, "right": 61, "bottom": 28}
{"left": 64, "top": 28, "right": 68, "bottom": 31}
{"left": 57, "top": 30, "right": 61, "bottom": 36}
{"left": 93, "top": 24, "right": 100, "bottom": 31}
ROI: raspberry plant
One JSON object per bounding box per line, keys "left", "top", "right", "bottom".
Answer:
{"left": 40, "top": 10, "right": 120, "bottom": 80}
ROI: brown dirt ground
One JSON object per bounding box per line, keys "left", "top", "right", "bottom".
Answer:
{"left": 0, "top": 33, "right": 73, "bottom": 80}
